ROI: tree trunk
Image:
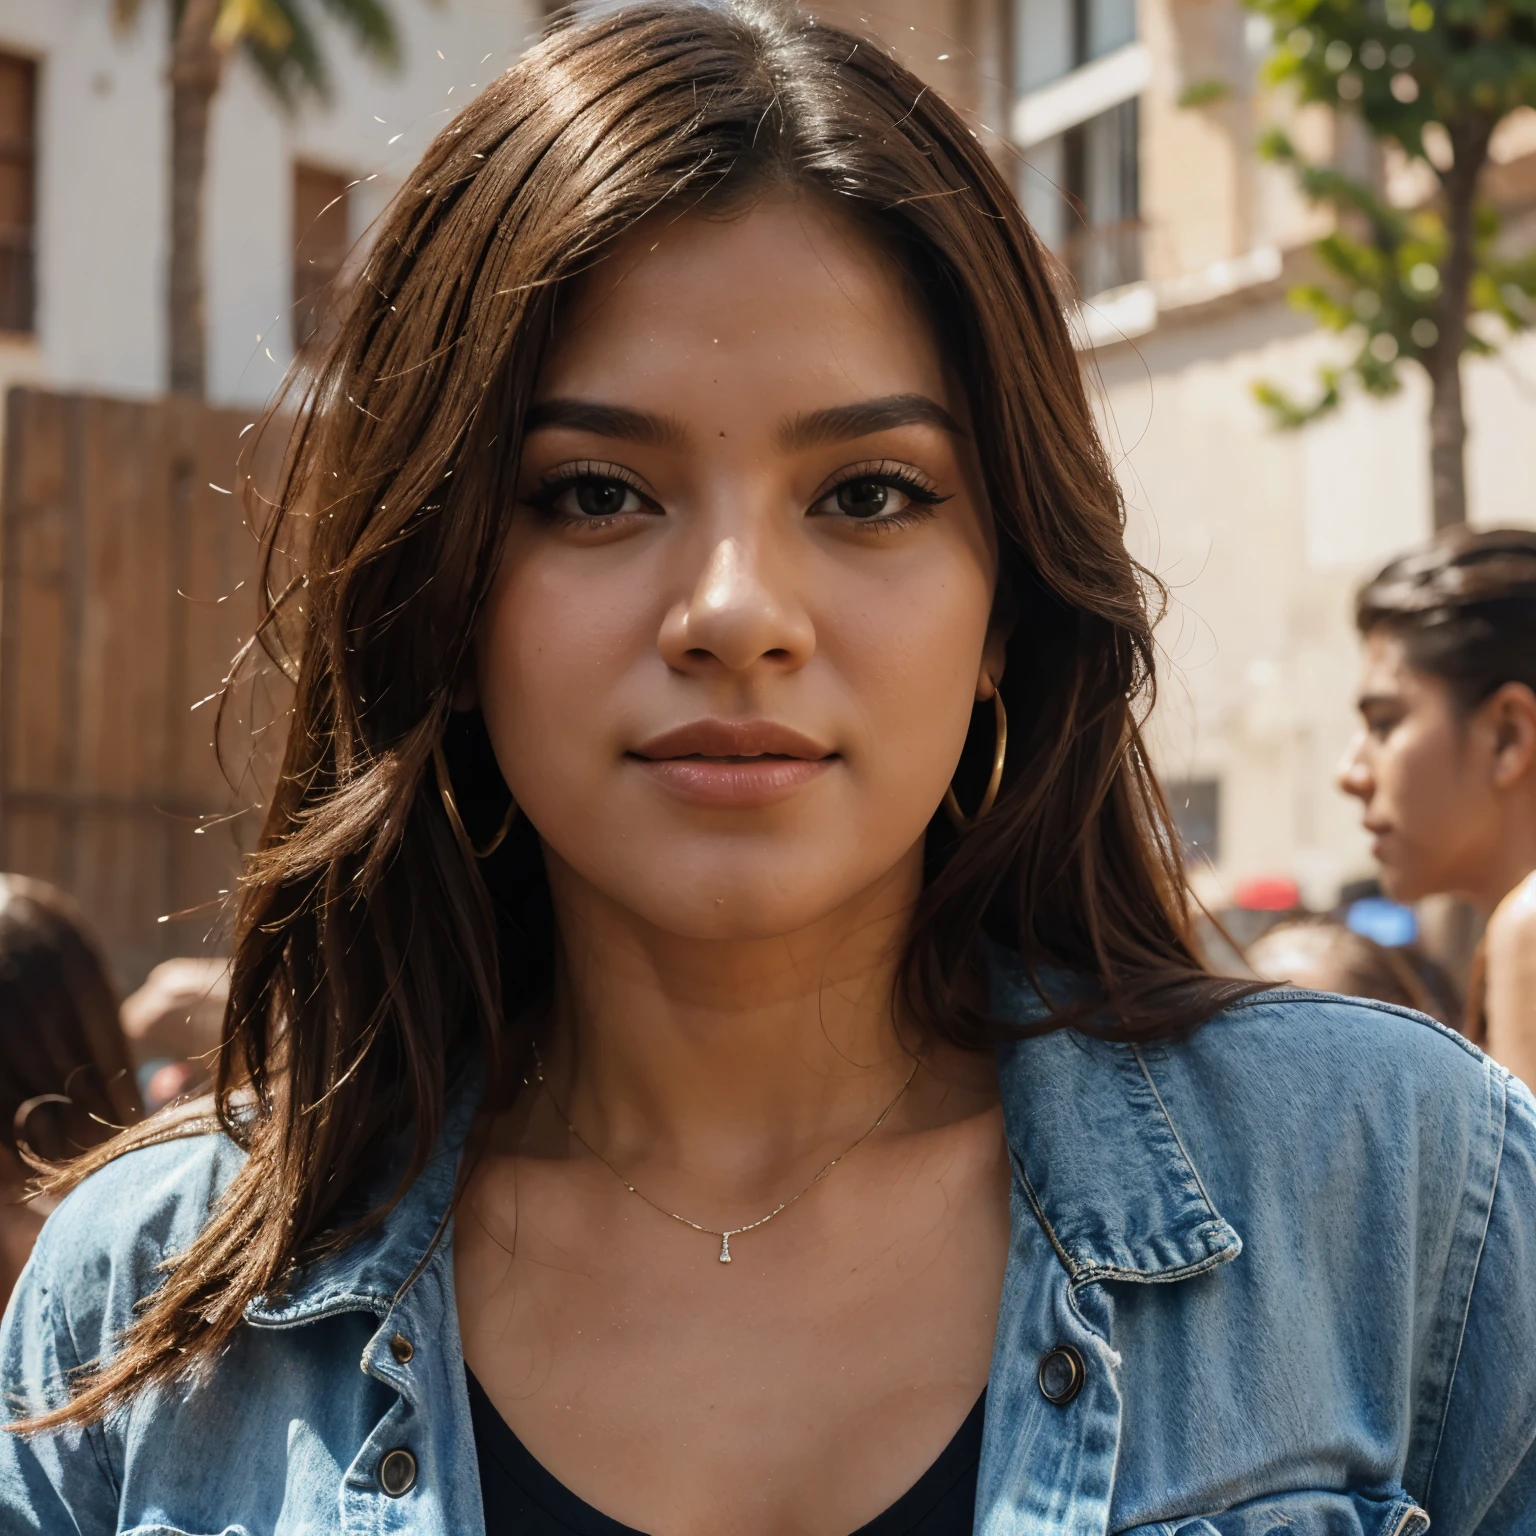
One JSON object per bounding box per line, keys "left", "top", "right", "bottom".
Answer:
{"left": 1427, "top": 116, "right": 1494, "bottom": 532}
{"left": 1427, "top": 342, "right": 1466, "bottom": 532}
{"left": 168, "top": 0, "right": 224, "bottom": 398}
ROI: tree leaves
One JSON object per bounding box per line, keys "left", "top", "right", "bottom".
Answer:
{"left": 1248, "top": 0, "right": 1536, "bottom": 162}
{"left": 110, "top": 0, "right": 406, "bottom": 109}
{"left": 1244, "top": 1, "right": 1536, "bottom": 431}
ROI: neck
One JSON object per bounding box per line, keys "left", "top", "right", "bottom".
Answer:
{"left": 1464, "top": 835, "right": 1536, "bottom": 917}
{"left": 537, "top": 847, "right": 935, "bottom": 1185}
{"left": 1455, "top": 791, "right": 1536, "bottom": 915}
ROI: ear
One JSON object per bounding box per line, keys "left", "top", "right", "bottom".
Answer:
{"left": 977, "top": 623, "right": 1012, "bottom": 701}
{"left": 1481, "top": 681, "right": 1536, "bottom": 791}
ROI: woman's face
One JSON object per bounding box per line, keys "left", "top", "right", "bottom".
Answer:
{"left": 1336, "top": 628, "right": 1496, "bottom": 904}
{"left": 473, "top": 196, "right": 1003, "bottom": 941}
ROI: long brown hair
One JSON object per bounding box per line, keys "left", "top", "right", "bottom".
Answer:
{"left": 29, "top": 0, "right": 1255, "bottom": 1428}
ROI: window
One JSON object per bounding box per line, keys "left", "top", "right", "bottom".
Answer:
{"left": 1061, "top": 97, "right": 1140, "bottom": 295}
{"left": 292, "top": 164, "right": 351, "bottom": 350}
{"left": 1017, "top": 0, "right": 1136, "bottom": 92}
{"left": 1014, "top": 0, "right": 1143, "bottom": 296}
{"left": 0, "top": 52, "right": 37, "bottom": 335}
{"left": 1072, "top": 0, "right": 1135, "bottom": 68}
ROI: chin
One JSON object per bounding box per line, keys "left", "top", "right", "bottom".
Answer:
{"left": 580, "top": 834, "right": 924, "bottom": 945}
{"left": 1375, "top": 863, "right": 1430, "bottom": 906}
{"left": 637, "top": 874, "right": 887, "bottom": 944}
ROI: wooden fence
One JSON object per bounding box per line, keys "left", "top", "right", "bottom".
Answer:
{"left": 0, "top": 387, "right": 269, "bottom": 989}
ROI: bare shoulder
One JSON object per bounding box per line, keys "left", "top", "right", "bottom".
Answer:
{"left": 1482, "top": 873, "right": 1536, "bottom": 1081}
{"left": 1484, "top": 872, "right": 1536, "bottom": 971}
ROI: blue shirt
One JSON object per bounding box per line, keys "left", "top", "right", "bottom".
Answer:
{"left": 2, "top": 956, "right": 1534, "bottom": 1534}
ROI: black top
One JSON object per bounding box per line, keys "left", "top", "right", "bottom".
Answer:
{"left": 466, "top": 1368, "right": 984, "bottom": 1536}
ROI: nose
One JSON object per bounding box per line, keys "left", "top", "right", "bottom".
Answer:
{"left": 1337, "top": 731, "right": 1373, "bottom": 803}
{"left": 657, "top": 535, "right": 816, "bottom": 675}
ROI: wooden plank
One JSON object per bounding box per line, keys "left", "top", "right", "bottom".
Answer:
{"left": 0, "top": 387, "right": 265, "bottom": 988}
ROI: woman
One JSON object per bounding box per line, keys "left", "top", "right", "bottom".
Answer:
{"left": 1338, "top": 528, "right": 1536, "bottom": 1082}
{"left": 3, "top": 6, "right": 1532, "bottom": 1532}
{"left": 0, "top": 875, "right": 142, "bottom": 1306}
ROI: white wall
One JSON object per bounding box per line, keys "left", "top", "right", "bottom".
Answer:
{"left": 0, "top": 0, "right": 540, "bottom": 409}
{"left": 1096, "top": 302, "right": 1536, "bottom": 908}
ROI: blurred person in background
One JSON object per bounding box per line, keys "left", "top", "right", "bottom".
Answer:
{"left": 120, "top": 957, "right": 229, "bottom": 1111}
{"left": 0, "top": 875, "right": 142, "bottom": 1304}
{"left": 1339, "top": 528, "right": 1536, "bottom": 1081}
{"left": 1246, "top": 919, "right": 1461, "bottom": 1025}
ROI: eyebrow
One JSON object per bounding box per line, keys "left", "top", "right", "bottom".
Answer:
{"left": 778, "top": 394, "right": 966, "bottom": 449}
{"left": 522, "top": 393, "right": 965, "bottom": 451}
{"left": 1356, "top": 693, "right": 1402, "bottom": 711}
{"left": 523, "top": 399, "right": 688, "bottom": 447}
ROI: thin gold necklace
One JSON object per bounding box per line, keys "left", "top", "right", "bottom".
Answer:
{"left": 527, "top": 1043, "right": 922, "bottom": 1264}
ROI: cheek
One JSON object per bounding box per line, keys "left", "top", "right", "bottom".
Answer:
{"left": 1387, "top": 722, "right": 1471, "bottom": 824}
{"left": 474, "top": 548, "right": 650, "bottom": 796}
{"left": 821, "top": 558, "right": 993, "bottom": 792}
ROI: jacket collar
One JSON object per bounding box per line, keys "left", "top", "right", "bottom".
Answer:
{"left": 989, "top": 946, "right": 1242, "bottom": 1284}
{"left": 244, "top": 1071, "right": 483, "bottom": 1327}
{"left": 249, "top": 949, "right": 1241, "bottom": 1323}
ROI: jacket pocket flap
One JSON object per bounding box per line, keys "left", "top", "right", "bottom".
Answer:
{"left": 1123, "top": 1487, "right": 1429, "bottom": 1536}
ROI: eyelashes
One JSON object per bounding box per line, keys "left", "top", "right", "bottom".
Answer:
{"left": 522, "top": 461, "right": 658, "bottom": 523}
{"left": 810, "top": 460, "right": 951, "bottom": 529}
{"left": 521, "top": 457, "right": 952, "bottom": 529}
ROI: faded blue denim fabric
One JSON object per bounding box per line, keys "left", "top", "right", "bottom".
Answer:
{"left": 1, "top": 951, "right": 1533, "bottom": 1535}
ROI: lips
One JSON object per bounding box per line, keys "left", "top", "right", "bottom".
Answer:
{"left": 628, "top": 719, "right": 836, "bottom": 807}
{"left": 631, "top": 719, "right": 832, "bottom": 761}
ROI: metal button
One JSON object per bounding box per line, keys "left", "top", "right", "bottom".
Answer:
{"left": 1037, "top": 1344, "right": 1085, "bottom": 1406}
{"left": 378, "top": 1447, "right": 417, "bottom": 1498}
{"left": 389, "top": 1333, "right": 414, "bottom": 1364}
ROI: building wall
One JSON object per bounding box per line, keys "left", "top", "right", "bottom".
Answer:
{"left": 0, "top": 0, "right": 540, "bottom": 409}
{"left": 810, "top": 0, "right": 1014, "bottom": 137}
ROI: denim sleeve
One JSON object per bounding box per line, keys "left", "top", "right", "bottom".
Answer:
{"left": 1426, "top": 1070, "right": 1536, "bottom": 1534}
{"left": 0, "top": 1233, "right": 120, "bottom": 1534}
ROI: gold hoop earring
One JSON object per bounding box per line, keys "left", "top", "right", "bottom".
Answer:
{"left": 432, "top": 739, "right": 518, "bottom": 859}
{"left": 943, "top": 691, "right": 1007, "bottom": 830}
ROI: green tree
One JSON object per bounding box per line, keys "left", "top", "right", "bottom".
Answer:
{"left": 1245, "top": 0, "right": 1536, "bottom": 528}
{"left": 115, "top": 0, "right": 404, "bottom": 397}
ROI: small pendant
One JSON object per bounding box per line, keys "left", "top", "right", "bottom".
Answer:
{"left": 718, "top": 1233, "right": 732, "bottom": 1263}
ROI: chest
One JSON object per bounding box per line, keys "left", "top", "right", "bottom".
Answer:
{"left": 454, "top": 1124, "right": 1010, "bottom": 1536}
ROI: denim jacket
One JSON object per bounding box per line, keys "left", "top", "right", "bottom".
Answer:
{"left": 3, "top": 955, "right": 1534, "bottom": 1535}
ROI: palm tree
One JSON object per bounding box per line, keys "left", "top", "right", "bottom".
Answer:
{"left": 115, "top": 0, "right": 403, "bottom": 397}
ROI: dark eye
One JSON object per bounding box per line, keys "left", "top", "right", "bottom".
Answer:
{"left": 835, "top": 479, "right": 893, "bottom": 519}
{"left": 573, "top": 479, "right": 635, "bottom": 517}
{"left": 531, "top": 472, "right": 652, "bottom": 521}
{"left": 812, "top": 476, "right": 934, "bottom": 522}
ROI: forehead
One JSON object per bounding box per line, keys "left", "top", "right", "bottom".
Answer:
{"left": 1358, "top": 627, "right": 1415, "bottom": 695}
{"left": 538, "top": 195, "right": 952, "bottom": 410}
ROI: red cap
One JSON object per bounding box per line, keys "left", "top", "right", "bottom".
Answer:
{"left": 1233, "top": 875, "right": 1301, "bottom": 912}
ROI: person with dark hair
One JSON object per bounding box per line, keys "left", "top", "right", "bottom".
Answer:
{"left": 1340, "top": 526, "right": 1536, "bottom": 1080}
{"left": 2, "top": 6, "right": 1534, "bottom": 1532}
{"left": 0, "top": 875, "right": 142, "bottom": 1305}
{"left": 1245, "top": 919, "right": 1462, "bottom": 1024}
